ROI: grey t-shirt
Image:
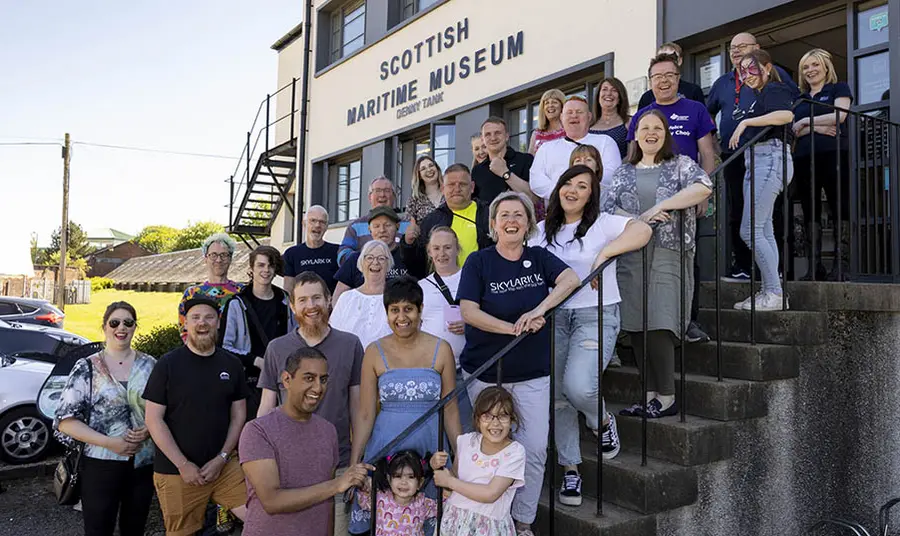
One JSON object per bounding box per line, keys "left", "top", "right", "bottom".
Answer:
{"left": 258, "top": 327, "right": 364, "bottom": 467}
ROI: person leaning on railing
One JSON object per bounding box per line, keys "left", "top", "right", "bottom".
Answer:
{"left": 529, "top": 165, "right": 652, "bottom": 507}
{"left": 603, "top": 109, "right": 713, "bottom": 420}
{"left": 791, "top": 48, "right": 854, "bottom": 281}
{"left": 728, "top": 49, "right": 795, "bottom": 311}
{"left": 456, "top": 191, "right": 580, "bottom": 536}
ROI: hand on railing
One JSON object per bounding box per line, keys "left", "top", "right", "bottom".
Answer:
{"left": 337, "top": 463, "right": 374, "bottom": 493}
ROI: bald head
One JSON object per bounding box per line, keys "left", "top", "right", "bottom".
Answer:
{"left": 730, "top": 32, "right": 760, "bottom": 67}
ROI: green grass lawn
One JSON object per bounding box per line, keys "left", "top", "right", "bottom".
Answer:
{"left": 64, "top": 289, "right": 182, "bottom": 342}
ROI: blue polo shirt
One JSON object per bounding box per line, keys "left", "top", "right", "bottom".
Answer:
{"left": 706, "top": 66, "right": 799, "bottom": 154}
{"left": 457, "top": 246, "right": 568, "bottom": 383}
{"left": 793, "top": 82, "right": 854, "bottom": 157}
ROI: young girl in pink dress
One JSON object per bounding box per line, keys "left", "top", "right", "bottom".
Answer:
{"left": 431, "top": 387, "right": 526, "bottom": 536}
{"left": 358, "top": 450, "right": 437, "bottom": 536}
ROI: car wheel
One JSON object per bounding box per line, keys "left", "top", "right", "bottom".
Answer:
{"left": 0, "top": 407, "right": 52, "bottom": 464}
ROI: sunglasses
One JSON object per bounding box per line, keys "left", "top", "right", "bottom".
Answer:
{"left": 108, "top": 319, "right": 136, "bottom": 329}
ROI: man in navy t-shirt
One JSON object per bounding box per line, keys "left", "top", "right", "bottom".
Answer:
{"left": 283, "top": 205, "right": 339, "bottom": 294}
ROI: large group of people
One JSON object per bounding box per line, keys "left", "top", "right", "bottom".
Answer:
{"left": 52, "top": 30, "right": 853, "bottom": 536}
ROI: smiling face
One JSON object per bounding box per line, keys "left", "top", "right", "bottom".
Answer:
{"left": 491, "top": 199, "right": 529, "bottom": 244}
{"left": 650, "top": 60, "right": 680, "bottom": 104}
{"left": 637, "top": 113, "right": 668, "bottom": 158}
{"left": 368, "top": 178, "right": 395, "bottom": 208}
{"left": 282, "top": 357, "right": 328, "bottom": 416}
{"left": 481, "top": 121, "right": 509, "bottom": 155}
{"left": 386, "top": 300, "right": 421, "bottom": 338}
{"left": 478, "top": 403, "right": 513, "bottom": 445}
{"left": 369, "top": 215, "right": 398, "bottom": 245}
{"left": 543, "top": 97, "right": 562, "bottom": 121}
{"left": 291, "top": 280, "right": 330, "bottom": 331}
{"left": 562, "top": 99, "right": 591, "bottom": 138}
{"left": 417, "top": 158, "right": 440, "bottom": 186}
{"left": 305, "top": 208, "right": 328, "bottom": 243}
{"left": 470, "top": 137, "right": 487, "bottom": 163}
{"left": 204, "top": 242, "right": 232, "bottom": 280}
{"left": 389, "top": 465, "right": 423, "bottom": 501}
{"left": 251, "top": 254, "right": 275, "bottom": 287}
{"left": 185, "top": 304, "right": 218, "bottom": 353}
{"left": 801, "top": 55, "right": 827, "bottom": 89}
{"left": 598, "top": 81, "right": 620, "bottom": 112}
{"left": 559, "top": 172, "right": 593, "bottom": 217}
{"left": 103, "top": 308, "right": 136, "bottom": 349}
{"left": 427, "top": 230, "right": 460, "bottom": 273}
{"left": 739, "top": 56, "right": 768, "bottom": 90}
{"left": 362, "top": 245, "right": 391, "bottom": 283}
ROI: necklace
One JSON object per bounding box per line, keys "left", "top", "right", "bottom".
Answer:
{"left": 103, "top": 349, "right": 134, "bottom": 366}
{"left": 636, "top": 161, "right": 662, "bottom": 169}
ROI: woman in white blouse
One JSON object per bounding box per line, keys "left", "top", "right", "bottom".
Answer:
{"left": 330, "top": 240, "right": 393, "bottom": 348}
{"left": 418, "top": 226, "right": 473, "bottom": 431}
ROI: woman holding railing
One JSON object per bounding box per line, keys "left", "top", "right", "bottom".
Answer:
{"left": 457, "top": 191, "right": 580, "bottom": 536}
{"left": 348, "top": 275, "right": 462, "bottom": 535}
{"left": 791, "top": 48, "right": 853, "bottom": 281}
{"left": 728, "top": 49, "right": 795, "bottom": 310}
{"left": 603, "top": 109, "right": 712, "bottom": 419}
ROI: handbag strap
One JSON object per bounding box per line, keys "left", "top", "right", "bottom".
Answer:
{"left": 426, "top": 273, "right": 458, "bottom": 306}
{"left": 243, "top": 296, "right": 271, "bottom": 348}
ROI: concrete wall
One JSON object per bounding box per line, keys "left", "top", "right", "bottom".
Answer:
{"left": 274, "top": 36, "right": 305, "bottom": 148}
{"left": 659, "top": 309, "right": 900, "bottom": 535}
{"left": 661, "top": 0, "right": 796, "bottom": 42}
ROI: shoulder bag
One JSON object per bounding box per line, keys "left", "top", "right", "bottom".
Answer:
{"left": 53, "top": 357, "right": 93, "bottom": 506}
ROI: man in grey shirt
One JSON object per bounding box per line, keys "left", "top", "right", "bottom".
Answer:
{"left": 257, "top": 271, "right": 364, "bottom": 535}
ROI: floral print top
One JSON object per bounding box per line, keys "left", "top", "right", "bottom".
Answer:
{"left": 357, "top": 489, "right": 437, "bottom": 536}
{"left": 54, "top": 352, "right": 157, "bottom": 467}
{"left": 602, "top": 155, "right": 713, "bottom": 252}
{"left": 405, "top": 194, "right": 444, "bottom": 224}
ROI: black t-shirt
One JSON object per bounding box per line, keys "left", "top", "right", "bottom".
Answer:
{"left": 471, "top": 146, "right": 534, "bottom": 205}
{"left": 334, "top": 248, "right": 408, "bottom": 288}
{"left": 245, "top": 293, "right": 285, "bottom": 374}
{"left": 283, "top": 242, "right": 340, "bottom": 292}
{"left": 793, "top": 82, "right": 854, "bottom": 158}
{"left": 142, "top": 346, "right": 250, "bottom": 474}
{"left": 638, "top": 80, "right": 706, "bottom": 109}
{"left": 738, "top": 82, "right": 795, "bottom": 146}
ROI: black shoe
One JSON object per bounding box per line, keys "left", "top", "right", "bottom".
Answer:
{"left": 644, "top": 398, "right": 678, "bottom": 419}
{"left": 685, "top": 322, "right": 710, "bottom": 343}
{"left": 619, "top": 402, "right": 645, "bottom": 417}
{"left": 559, "top": 470, "right": 583, "bottom": 506}
{"left": 722, "top": 266, "right": 751, "bottom": 282}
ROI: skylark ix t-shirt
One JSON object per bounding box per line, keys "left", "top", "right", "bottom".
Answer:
{"left": 283, "top": 242, "right": 340, "bottom": 292}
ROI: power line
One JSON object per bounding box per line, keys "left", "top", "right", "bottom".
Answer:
{"left": 74, "top": 141, "right": 238, "bottom": 160}
{"left": 0, "top": 142, "right": 62, "bottom": 147}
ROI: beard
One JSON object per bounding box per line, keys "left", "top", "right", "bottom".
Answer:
{"left": 187, "top": 330, "right": 216, "bottom": 353}
{"left": 296, "top": 306, "right": 329, "bottom": 338}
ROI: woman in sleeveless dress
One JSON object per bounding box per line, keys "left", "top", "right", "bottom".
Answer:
{"left": 349, "top": 276, "right": 462, "bottom": 534}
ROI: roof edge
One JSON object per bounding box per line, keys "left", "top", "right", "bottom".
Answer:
{"left": 271, "top": 22, "right": 304, "bottom": 51}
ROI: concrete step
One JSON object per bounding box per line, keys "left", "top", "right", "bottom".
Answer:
{"left": 562, "top": 450, "right": 697, "bottom": 515}
{"left": 537, "top": 492, "right": 656, "bottom": 536}
{"left": 699, "top": 280, "right": 900, "bottom": 312}
{"left": 697, "top": 308, "right": 828, "bottom": 345}
{"left": 599, "top": 403, "right": 734, "bottom": 466}
{"left": 604, "top": 366, "right": 768, "bottom": 422}
{"left": 678, "top": 340, "right": 799, "bottom": 381}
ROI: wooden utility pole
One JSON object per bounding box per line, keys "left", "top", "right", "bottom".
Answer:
{"left": 57, "top": 133, "right": 71, "bottom": 311}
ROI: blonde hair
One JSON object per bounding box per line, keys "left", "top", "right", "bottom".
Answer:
{"left": 568, "top": 144, "right": 604, "bottom": 177}
{"left": 357, "top": 240, "right": 394, "bottom": 273}
{"left": 410, "top": 155, "right": 442, "bottom": 199}
{"left": 798, "top": 48, "right": 838, "bottom": 94}
{"left": 537, "top": 89, "right": 566, "bottom": 131}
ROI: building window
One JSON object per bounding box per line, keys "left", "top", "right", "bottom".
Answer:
{"left": 396, "top": 0, "right": 440, "bottom": 25}
{"left": 433, "top": 123, "right": 455, "bottom": 172}
{"left": 331, "top": 1, "right": 366, "bottom": 63}
{"left": 334, "top": 159, "right": 361, "bottom": 223}
{"left": 508, "top": 106, "right": 530, "bottom": 153}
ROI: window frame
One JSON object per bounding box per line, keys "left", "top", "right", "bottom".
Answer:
{"left": 327, "top": 154, "right": 363, "bottom": 224}
{"left": 330, "top": 0, "right": 367, "bottom": 64}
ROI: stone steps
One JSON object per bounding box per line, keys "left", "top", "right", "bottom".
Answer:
{"left": 699, "top": 280, "right": 900, "bottom": 312}
{"left": 676, "top": 340, "right": 799, "bottom": 382}
{"left": 697, "top": 308, "right": 828, "bottom": 345}
{"left": 537, "top": 492, "right": 657, "bottom": 536}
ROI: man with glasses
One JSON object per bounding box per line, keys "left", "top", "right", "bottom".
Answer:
{"left": 531, "top": 95, "right": 622, "bottom": 202}
{"left": 284, "top": 205, "right": 340, "bottom": 295}
{"left": 471, "top": 116, "right": 535, "bottom": 204}
{"left": 332, "top": 206, "right": 409, "bottom": 303}
{"left": 637, "top": 42, "right": 707, "bottom": 109}
{"left": 627, "top": 53, "right": 718, "bottom": 343}
{"left": 708, "top": 32, "right": 799, "bottom": 282}
{"left": 178, "top": 232, "right": 244, "bottom": 332}
{"left": 336, "top": 176, "right": 410, "bottom": 267}
{"left": 402, "top": 163, "right": 491, "bottom": 278}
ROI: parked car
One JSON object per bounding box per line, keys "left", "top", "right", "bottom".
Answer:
{"left": 0, "top": 296, "right": 65, "bottom": 328}
{"left": 0, "top": 319, "right": 91, "bottom": 464}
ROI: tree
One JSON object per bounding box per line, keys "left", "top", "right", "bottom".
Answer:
{"left": 135, "top": 225, "right": 180, "bottom": 254}
{"left": 30, "top": 233, "right": 47, "bottom": 264}
{"left": 47, "top": 222, "right": 93, "bottom": 260}
{"left": 172, "top": 221, "right": 226, "bottom": 252}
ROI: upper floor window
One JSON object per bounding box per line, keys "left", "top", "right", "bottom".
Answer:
{"left": 393, "top": 0, "right": 441, "bottom": 27}
{"left": 331, "top": 1, "right": 366, "bottom": 63}
{"left": 332, "top": 158, "right": 361, "bottom": 223}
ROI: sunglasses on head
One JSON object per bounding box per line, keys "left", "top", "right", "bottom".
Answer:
{"left": 108, "top": 319, "right": 136, "bottom": 329}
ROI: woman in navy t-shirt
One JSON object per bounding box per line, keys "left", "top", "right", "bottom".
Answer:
{"left": 457, "top": 191, "right": 579, "bottom": 536}
{"left": 791, "top": 48, "right": 854, "bottom": 280}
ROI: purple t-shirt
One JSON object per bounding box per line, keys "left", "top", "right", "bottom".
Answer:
{"left": 627, "top": 98, "right": 716, "bottom": 163}
{"left": 239, "top": 409, "right": 338, "bottom": 536}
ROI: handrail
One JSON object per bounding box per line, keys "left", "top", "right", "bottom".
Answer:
{"left": 366, "top": 254, "right": 620, "bottom": 464}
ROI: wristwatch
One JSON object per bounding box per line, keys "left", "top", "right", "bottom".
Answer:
{"left": 502, "top": 171, "right": 511, "bottom": 180}
{"left": 219, "top": 451, "right": 230, "bottom": 462}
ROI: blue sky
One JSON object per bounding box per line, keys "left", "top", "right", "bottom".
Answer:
{"left": 0, "top": 1, "right": 300, "bottom": 246}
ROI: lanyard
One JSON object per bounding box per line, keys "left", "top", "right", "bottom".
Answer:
{"left": 733, "top": 74, "right": 743, "bottom": 112}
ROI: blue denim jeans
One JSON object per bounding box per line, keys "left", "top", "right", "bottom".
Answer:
{"left": 554, "top": 304, "right": 621, "bottom": 467}
{"left": 741, "top": 139, "right": 794, "bottom": 295}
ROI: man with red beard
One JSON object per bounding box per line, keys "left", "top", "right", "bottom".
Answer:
{"left": 256, "top": 271, "right": 364, "bottom": 536}
{"left": 143, "top": 297, "right": 250, "bottom": 535}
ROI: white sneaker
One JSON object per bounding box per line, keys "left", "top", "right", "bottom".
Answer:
{"left": 733, "top": 292, "right": 764, "bottom": 310}
{"left": 741, "top": 292, "right": 788, "bottom": 311}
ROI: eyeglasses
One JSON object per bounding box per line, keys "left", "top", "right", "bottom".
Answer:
{"left": 370, "top": 188, "right": 393, "bottom": 195}
{"left": 108, "top": 319, "right": 136, "bottom": 329}
{"left": 729, "top": 43, "right": 756, "bottom": 53}
{"left": 650, "top": 72, "right": 679, "bottom": 83}
{"left": 479, "top": 413, "right": 511, "bottom": 424}
{"left": 206, "top": 252, "right": 232, "bottom": 261}
{"left": 364, "top": 255, "right": 389, "bottom": 264}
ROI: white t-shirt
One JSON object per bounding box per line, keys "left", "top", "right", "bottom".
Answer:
{"left": 445, "top": 432, "right": 525, "bottom": 520}
{"left": 329, "top": 290, "right": 392, "bottom": 349}
{"left": 529, "top": 214, "right": 632, "bottom": 309}
{"left": 419, "top": 271, "right": 465, "bottom": 368}
{"left": 530, "top": 133, "right": 622, "bottom": 201}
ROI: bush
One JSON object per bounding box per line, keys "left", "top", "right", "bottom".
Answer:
{"left": 90, "top": 277, "right": 115, "bottom": 292}
{"left": 133, "top": 323, "right": 183, "bottom": 358}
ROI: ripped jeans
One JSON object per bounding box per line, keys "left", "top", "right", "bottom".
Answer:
{"left": 554, "top": 304, "right": 620, "bottom": 467}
